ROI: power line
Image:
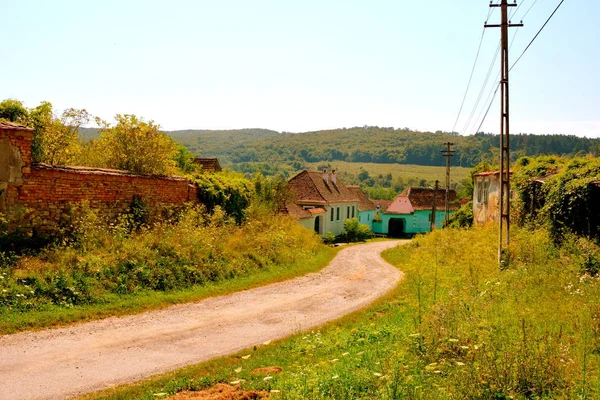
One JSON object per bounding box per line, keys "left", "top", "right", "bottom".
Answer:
{"left": 461, "top": 42, "right": 501, "bottom": 135}
{"left": 509, "top": 0, "right": 526, "bottom": 19}
{"left": 510, "top": 0, "right": 566, "bottom": 71}
{"left": 521, "top": 0, "right": 540, "bottom": 20}
{"left": 474, "top": 83, "right": 500, "bottom": 134}
{"left": 450, "top": 7, "right": 496, "bottom": 133}
{"left": 451, "top": 29, "right": 487, "bottom": 133}
{"left": 471, "top": 27, "right": 521, "bottom": 134}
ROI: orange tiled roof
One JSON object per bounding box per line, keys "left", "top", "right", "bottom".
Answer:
{"left": 473, "top": 170, "right": 512, "bottom": 177}
{"left": 288, "top": 170, "right": 358, "bottom": 204}
{"left": 0, "top": 120, "right": 32, "bottom": 130}
{"left": 372, "top": 200, "right": 392, "bottom": 212}
{"left": 401, "top": 187, "right": 459, "bottom": 211}
{"left": 279, "top": 201, "right": 312, "bottom": 219}
{"left": 347, "top": 185, "right": 376, "bottom": 211}
{"left": 193, "top": 158, "right": 222, "bottom": 172}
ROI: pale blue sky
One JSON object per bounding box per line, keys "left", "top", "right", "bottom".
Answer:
{"left": 2, "top": 0, "right": 598, "bottom": 137}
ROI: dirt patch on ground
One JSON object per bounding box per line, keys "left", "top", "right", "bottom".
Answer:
{"left": 251, "top": 366, "right": 283, "bottom": 375}
{"left": 168, "top": 384, "right": 268, "bottom": 399}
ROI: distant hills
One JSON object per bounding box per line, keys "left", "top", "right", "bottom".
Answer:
{"left": 80, "top": 126, "right": 600, "bottom": 169}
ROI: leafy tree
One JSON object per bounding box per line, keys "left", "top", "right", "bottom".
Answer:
{"left": 173, "top": 144, "right": 199, "bottom": 174}
{"left": 0, "top": 99, "right": 28, "bottom": 124}
{"left": 28, "top": 102, "right": 90, "bottom": 165}
{"left": 94, "top": 114, "right": 177, "bottom": 175}
{"left": 252, "top": 173, "right": 293, "bottom": 213}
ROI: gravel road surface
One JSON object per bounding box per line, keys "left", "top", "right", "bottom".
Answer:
{"left": 0, "top": 240, "right": 405, "bottom": 400}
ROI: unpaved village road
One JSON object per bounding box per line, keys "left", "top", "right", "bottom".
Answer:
{"left": 0, "top": 240, "right": 405, "bottom": 400}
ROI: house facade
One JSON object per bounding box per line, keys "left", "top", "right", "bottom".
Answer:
{"left": 373, "top": 187, "right": 458, "bottom": 237}
{"left": 284, "top": 170, "right": 361, "bottom": 237}
{"left": 472, "top": 170, "right": 511, "bottom": 225}
{"left": 347, "top": 185, "right": 376, "bottom": 231}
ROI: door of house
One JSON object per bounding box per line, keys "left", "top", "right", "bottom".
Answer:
{"left": 388, "top": 218, "right": 405, "bottom": 238}
{"left": 314, "top": 216, "right": 321, "bottom": 235}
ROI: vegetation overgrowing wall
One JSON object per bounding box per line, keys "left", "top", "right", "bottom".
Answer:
{"left": 1, "top": 125, "right": 199, "bottom": 231}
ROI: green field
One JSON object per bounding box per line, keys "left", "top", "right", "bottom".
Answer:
{"left": 305, "top": 161, "right": 471, "bottom": 185}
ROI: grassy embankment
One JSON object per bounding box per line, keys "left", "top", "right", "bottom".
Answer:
{"left": 0, "top": 206, "right": 335, "bottom": 334}
{"left": 82, "top": 226, "right": 600, "bottom": 399}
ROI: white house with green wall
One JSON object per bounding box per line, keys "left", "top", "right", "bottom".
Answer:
{"left": 284, "top": 170, "right": 361, "bottom": 238}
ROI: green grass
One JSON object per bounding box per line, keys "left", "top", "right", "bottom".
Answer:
{"left": 0, "top": 204, "right": 335, "bottom": 334}
{"left": 0, "top": 247, "right": 338, "bottom": 334}
{"left": 79, "top": 226, "right": 600, "bottom": 400}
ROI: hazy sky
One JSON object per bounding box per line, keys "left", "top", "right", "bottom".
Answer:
{"left": 2, "top": 0, "right": 598, "bottom": 137}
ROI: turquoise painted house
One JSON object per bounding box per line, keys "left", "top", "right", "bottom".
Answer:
{"left": 347, "top": 185, "right": 377, "bottom": 231}
{"left": 372, "top": 187, "right": 458, "bottom": 237}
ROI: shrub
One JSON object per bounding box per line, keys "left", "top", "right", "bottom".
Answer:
{"left": 342, "top": 218, "right": 371, "bottom": 242}
{"left": 447, "top": 201, "right": 473, "bottom": 228}
{"left": 191, "top": 171, "right": 254, "bottom": 224}
{"left": 0, "top": 204, "right": 323, "bottom": 312}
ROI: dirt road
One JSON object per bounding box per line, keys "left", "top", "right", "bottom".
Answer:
{"left": 0, "top": 240, "right": 404, "bottom": 400}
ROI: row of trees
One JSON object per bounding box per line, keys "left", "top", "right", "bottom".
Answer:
{"left": 170, "top": 126, "right": 600, "bottom": 169}
{"left": 0, "top": 99, "right": 196, "bottom": 176}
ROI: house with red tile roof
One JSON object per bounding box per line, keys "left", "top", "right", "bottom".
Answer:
{"left": 284, "top": 170, "right": 361, "bottom": 237}
{"left": 192, "top": 158, "right": 222, "bottom": 172}
{"left": 373, "top": 187, "right": 459, "bottom": 237}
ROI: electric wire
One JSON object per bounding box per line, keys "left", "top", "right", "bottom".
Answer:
{"left": 472, "top": 26, "right": 521, "bottom": 134}
{"left": 510, "top": 0, "right": 566, "bottom": 71}
{"left": 460, "top": 41, "right": 501, "bottom": 135}
{"left": 509, "top": 0, "right": 525, "bottom": 20}
{"left": 521, "top": 0, "right": 540, "bottom": 20}
{"left": 450, "top": 7, "right": 496, "bottom": 133}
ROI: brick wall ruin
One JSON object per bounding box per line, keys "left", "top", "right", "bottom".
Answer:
{"left": 0, "top": 122, "right": 199, "bottom": 232}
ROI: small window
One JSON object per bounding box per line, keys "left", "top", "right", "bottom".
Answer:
{"left": 336, "top": 207, "right": 340, "bottom": 221}
{"left": 352, "top": 206, "right": 355, "bottom": 218}
{"left": 368, "top": 214, "right": 370, "bottom": 221}
{"left": 330, "top": 208, "right": 334, "bottom": 222}
{"left": 483, "top": 181, "right": 490, "bottom": 205}
{"left": 347, "top": 206, "right": 350, "bottom": 218}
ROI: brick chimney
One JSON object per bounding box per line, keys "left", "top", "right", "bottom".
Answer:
{"left": 331, "top": 169, "right": 337, "bottom": 185}
{"left": 323, "top": 169, "right": 328, "bottom": 184}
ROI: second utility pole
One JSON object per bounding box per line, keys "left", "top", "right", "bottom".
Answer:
{"left": 485, "top": 0, "right": 522, "bottom": 264}
{"left": 441, "top": 142, "right": 454, "bottom": 225}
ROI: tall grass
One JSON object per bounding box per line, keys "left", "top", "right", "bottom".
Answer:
{"left": 0, "top": 203, "right": 327, "bottom": 333}
{"left": 82, "top": 225, "right": 600, "bottom": 400}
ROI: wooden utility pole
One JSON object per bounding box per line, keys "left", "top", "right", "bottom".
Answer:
{"left": 441, "top": 142, "right": 454, "bottom": 225}
{"left": 485, "top": 0, "right": 522, "bottom": 264}
{"left": 431, "top": 180, "right": 439, "bottom": 232}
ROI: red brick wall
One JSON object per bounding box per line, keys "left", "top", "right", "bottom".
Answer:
{"left": 1, "top": 126, "right": 199, "bottom": 231}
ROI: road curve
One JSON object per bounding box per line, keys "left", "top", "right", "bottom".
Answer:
{"left": 0, "top": 240, "right": 405, "bottom": 400}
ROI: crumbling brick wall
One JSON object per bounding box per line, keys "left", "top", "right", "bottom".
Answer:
{"left": 0, "top": 122, "right": 199, "bottom": 232}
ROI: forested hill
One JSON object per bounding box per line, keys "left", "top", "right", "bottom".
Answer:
{"left": 169, "top": 127, "right": 600, "bottom": 168}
